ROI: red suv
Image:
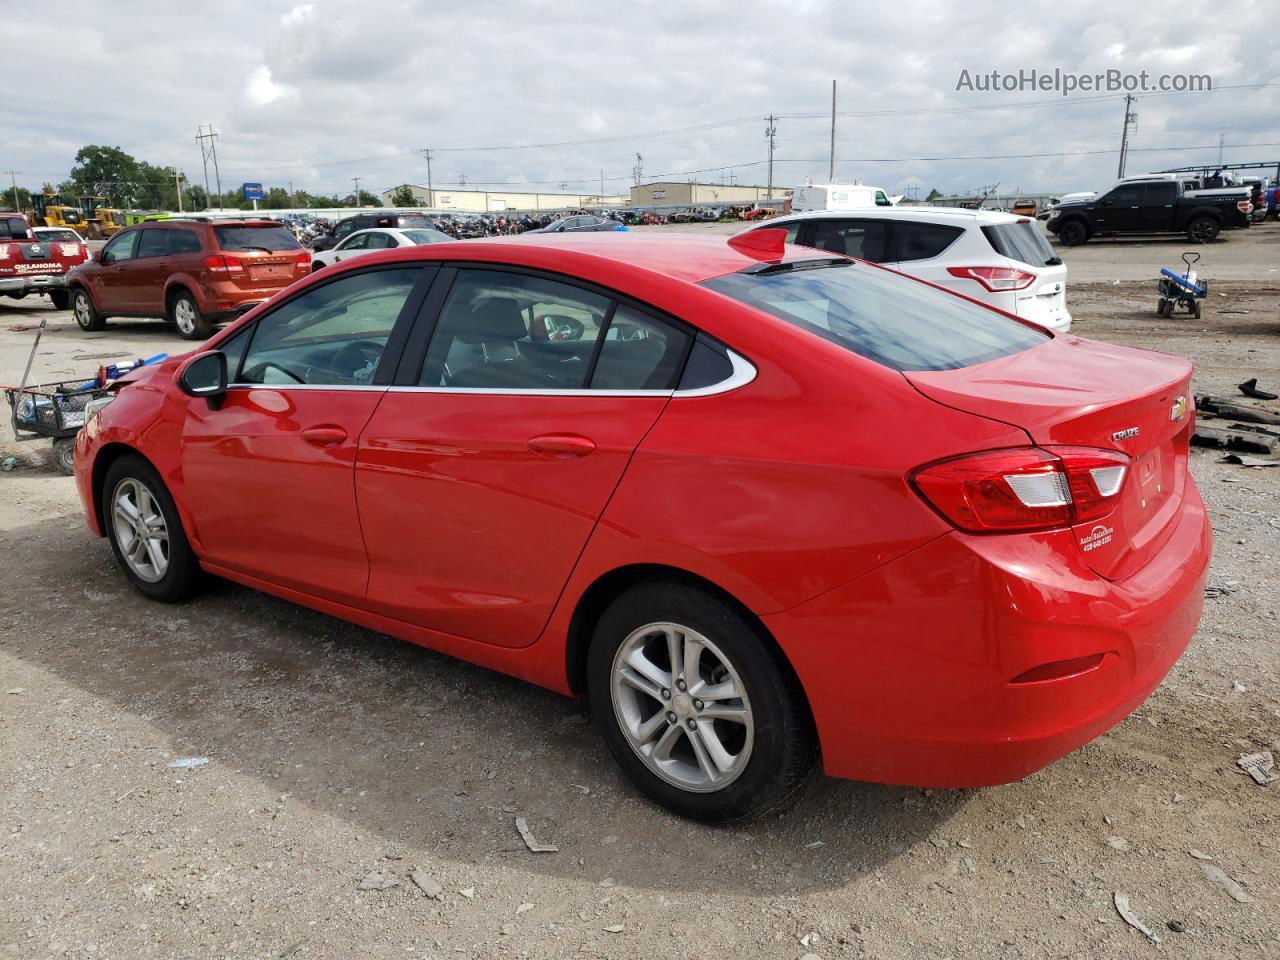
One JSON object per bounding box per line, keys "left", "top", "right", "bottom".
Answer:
{"left": 67, "top": 218, "right": 310, "bottom": 339}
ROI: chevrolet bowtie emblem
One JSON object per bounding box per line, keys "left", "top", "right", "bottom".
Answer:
{"left": 1170, "top": 396, "right": 1188, "bottom": 421}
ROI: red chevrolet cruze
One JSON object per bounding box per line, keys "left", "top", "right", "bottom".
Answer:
{"left": 74, "top": 231, "right": 1210, "bottom": 821}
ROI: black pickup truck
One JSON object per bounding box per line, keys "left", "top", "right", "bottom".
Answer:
{"left": 1046, "top": 180, "right": 1252, "bottom": 245}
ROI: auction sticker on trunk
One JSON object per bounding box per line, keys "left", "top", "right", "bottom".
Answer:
{"left": 1081, "top": 524, "right": 1114, "bottom": 552}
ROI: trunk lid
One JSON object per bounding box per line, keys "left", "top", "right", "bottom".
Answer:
{"left": 907, "top": 336, "right": 1194, "bottom": 579}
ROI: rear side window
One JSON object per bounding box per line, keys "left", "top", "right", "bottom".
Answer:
{"left": 981, "top": 222, "right": 1059, "bottom": 267}
{"left": 214, "top": 225, "right": 301, "bottom": 252}
{"left": 0, "top": 218, "right": 33, "bottom": 240}
{"left": 702, "top": 262, "right": 1047, "bottom": 372}
{"left": 678, "top": 334, "right": 735, "bottom": 390}
{"left": 893, "top": 222, "right": 963, "bottom": 262}
{"left": 590, "top": 305, "right": 690, "bottom": 390}
{"left": 135, "top": 229, "right": 171, "bottom": 259}
{"left": 808, "top": 220, "right": 891, "bottom": 261}
{"left": 169, "top": 229, "right": 202, "bottom": 254}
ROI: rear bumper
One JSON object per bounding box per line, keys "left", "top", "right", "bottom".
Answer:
{"left": 764, "top": 480, "right": 1211, "bottom": 787}
{"left": 0, "top": 273, "right": 67, "bottom": 293}
{"left": 199, "top": 279, "right": 293, "bottom": 320}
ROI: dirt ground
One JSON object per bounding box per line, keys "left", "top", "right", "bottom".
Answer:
{"left": 1, "top": 223, "right": 1277, "bottom": 960}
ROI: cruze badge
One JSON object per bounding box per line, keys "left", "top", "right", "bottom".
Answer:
{"left": 1111, "top": 426, "right": 1140, "bottom": 441}
{"left": 1170, "top": 396, "right": 1187, "bottom": 421}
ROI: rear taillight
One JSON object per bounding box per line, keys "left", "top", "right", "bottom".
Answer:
{"left": 81, "top": 244, "right": 90, "bottom": 261}
{"left": 203, "top": 254, "right": 245, "bottom": 274}
{"left": 295, "top": 251, "right": 310, "bottom": 270}
{"left": 945, "top": 265, "right": 1037, "bottom": 292}
{"left": 911, "top": 446, "right": 1129, "bottom": 533}
{"left": 1237, "top": 200, "right": 1252, "bottom": 213}
{"left": 0, "top": 244, "right": 10, "bottom": 260}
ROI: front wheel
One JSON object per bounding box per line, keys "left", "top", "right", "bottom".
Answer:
{"left": 1057, "top": 220, "right": 1088, "bottom": 245}
{"left": 169, "top": 290, "right": 213, "bottom": 340}
{"left": 102, "top": 454, "right": 201, "bottom": 602}
{"left": 587, "top": 581, "right": 816, "bottom": 822}
{"left": 72, "top": 288, "right": 105, "bottom": 331}
{"left": 1186, "top": 216, "right": 1220, "bottom": 244}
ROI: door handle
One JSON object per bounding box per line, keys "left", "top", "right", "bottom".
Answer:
{"left": 302, "top": 425, "right": 348, "bottom": 446}
{"left": 527, "top": 434, "right": 596, "bottom": 458}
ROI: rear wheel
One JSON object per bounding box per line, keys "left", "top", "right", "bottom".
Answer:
{"left": 587, "top": 581, "right": 816, "bottom": 822}
{"left": 1192, "top": 300, "right": 1202, "bottom": 319}
{"left": 51, "top": 438, "right": 76, "bottom": 475}
{"left": 72, "top": 288, "right": 105, "bottom": 331}
{"left": 312, "top": 260, "right": 325, "bottom": 272}
{"left": 1186, "top": 216, "right": 1219, "bottom": 244}
{"left": 169, "top": 290, "right": 213, "bottom": 340}
{"left": 1057, "top": 220, "right": 1088, "bottom": 246}
{"left": 102, "top": 454, "right": 201, "bottom": 602}
{"left": 1157, "top": 297, "right": 1168, "bottom": 317}
{"left": 49, "top": 290, "right": 70, "bottom": 311}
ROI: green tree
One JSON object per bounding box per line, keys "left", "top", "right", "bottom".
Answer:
{"left": 389, "top": 184, "right": 417, "bottom": 206}
{"left": 926, "top": 188, "right": 943, "bottom": 201}
{"left": 264, "top": 186, "right": 292, "bottom": 208}
{"left": 69, "top": 145, "right": 141, "bottom": 205}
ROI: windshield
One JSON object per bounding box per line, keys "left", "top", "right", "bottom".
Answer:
{"left": 214, "top": 225, "right": 301, "bottom": 252}
{"left": 702, "top": 262, "right": 1048, "bottom": 372}
{"left": 981, "top": 221, "right": 1060, "bottom": 267}
{"left": 400, "top": 229, "right": 453, "bottom": 245}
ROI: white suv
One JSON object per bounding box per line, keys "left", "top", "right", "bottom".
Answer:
{"left": 742, "top": 207, "right": 1071, "bottom": 332}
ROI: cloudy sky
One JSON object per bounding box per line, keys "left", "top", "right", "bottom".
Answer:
{"left": 6, "top": 0, "right": 1278, "bottom": 200}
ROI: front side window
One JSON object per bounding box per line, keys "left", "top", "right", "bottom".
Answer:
{"left": 702, "top": 262, "right": 1047, "bottom": 372}
{"left": 338, "top": 233, "right": 370, "bottom": 251}
{"left": 893, "top": 222, "right": 963, "bottom": 262}
{"left": 875, "top": 191, "right": 891, "bottom": 206}
{"left": 237, "top": 268, "right": 420, "bottom": 386}
{"left": 420, "top": 269, "right": 610, "bottom": 388}
{"left": 101, "top": 230, "right": 139, "bottom": 263}
{"left": 1105, "top": 185, "right": 1143, "bottom": 206}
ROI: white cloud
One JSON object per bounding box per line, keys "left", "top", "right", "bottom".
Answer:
{"left": 580, "top": 112, "right": 608, "bottom": 133}
{"left": 246, "top": 66, "right": 287, "bottom": 106}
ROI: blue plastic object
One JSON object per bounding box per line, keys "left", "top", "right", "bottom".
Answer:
{"left": 1159, "top": 268, "right": 1205, "bottom": 296}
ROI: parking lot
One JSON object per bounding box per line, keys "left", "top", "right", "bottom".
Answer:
{"left": 1, "top": 224, "right": 1277, "bottom": 959}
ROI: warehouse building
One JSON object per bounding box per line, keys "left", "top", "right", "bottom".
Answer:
{"left": 629, "top": 181, "right": 790, "bottom": 207}
{"left": 380, "top": 184, "right": 628, "bottom": 212}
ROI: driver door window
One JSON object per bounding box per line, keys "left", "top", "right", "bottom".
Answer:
{"left": 101, "top": 230, "right": 139, "bottom": 264}
{"left": 364, "top": 233, "right": 394, "bottom": 249}
{"left": 237, "top": 268, "right": 420, "bottom": 386}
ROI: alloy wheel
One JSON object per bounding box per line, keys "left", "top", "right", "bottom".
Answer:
{"left": 173, "top": 299, "right": 196, "bottom": 335}
{"left": 74, "top": 294, "right": 92, "bottom": 328}
{"left": 610, "top": 621, "right": 754, "bottom": 793}
{"left": 111, "top": 477, "right": 170, "bottom": 583}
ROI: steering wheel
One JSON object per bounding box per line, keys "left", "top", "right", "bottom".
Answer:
{"left": 332, "top": 340, "right": 383, "bottom": 381}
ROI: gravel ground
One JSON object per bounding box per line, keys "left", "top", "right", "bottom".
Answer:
{"left": 1, "top": 224, "right": 1277, "bottom": 960}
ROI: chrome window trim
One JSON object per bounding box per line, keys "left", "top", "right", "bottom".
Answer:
{"left": 387, "top": 386, "right": 673, "bottom": 397}
{"left": 672, "top": 349, "right": 757, "bottom": 398}
{"left": 228, "top": 383, "right": 387, "bottom": 392}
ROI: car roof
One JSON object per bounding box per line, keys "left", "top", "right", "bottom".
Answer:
{"left": 769, "top": 206, "right": 1026, "bottom": 227}
{"left": 338, "top": 232, "right": 843, "bottom": 284}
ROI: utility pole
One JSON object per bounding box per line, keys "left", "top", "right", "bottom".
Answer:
{"left": 288, "top": 181, "right": 294, "bottom": 210}
{"left": 175, "top": 169, "right": 183, "bottom": 213}
{"left": 421, "top": 149, "right": 434, "bottom": 208}
{"left": 351, "top": 177, "right": 361, "bottom": 206}
{"left": 828, "top": 80, "right": 837, "bottom": 183}
{"left": 459, "top": 173, "right": 467, "bottom": 188}
{"left": 1116, "top": 94, "right": 1136, "bottom": 178}
{"left": 195, "top": 125, "right": 223, "bottom": 209}
{"left": 1217, "top": 133, "right": 1225, "bottom": 166}
{"left": 600, "top": 168, "right": 604, "bottom": 203}
{"left": 5, "top": 170, "right": 20, "bottom": 212}
{"left": 632, "top": 153, "right": 643, "bottom": 187}
{"left": 765, "top": 115, "right": 777, "bottom": 199}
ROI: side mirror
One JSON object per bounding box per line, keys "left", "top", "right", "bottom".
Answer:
{"left": 178, "top": 351, "right": 227, "bottom": 408}
{"left": 1101, "top": 198, "right": 1115, "bottom": 206}
{"left": 93, "top": 249, "right": 105, "bottom": 263}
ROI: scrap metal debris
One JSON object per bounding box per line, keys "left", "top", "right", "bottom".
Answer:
{"left": 1197, "top": 396, "right": 1280, "bottom": 425}
{"left": 1199, "top": 864, "right": 1253, "bottom": 903}
{"left": 1238, "top": 378, "right": 1279, "bottom": 401}
{"left": 515, "top": 816, "right": 558, "bottom": 853}
{"left": 1219, "top": 453, "right": 1279, "bottom": 467}
{"left": 1236, "top": 750, "right": 1278, "bottom": 785}
{"left": 1113, "top": 891, "right": 1161, "bottom": 944}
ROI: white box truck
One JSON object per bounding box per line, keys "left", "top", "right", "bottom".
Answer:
{"left": 790, "top": 183, "right": 894, "bottom": 213}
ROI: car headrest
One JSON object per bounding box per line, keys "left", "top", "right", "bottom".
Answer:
{"left": 456, "top": 296, "right": 527, "bottom": 345}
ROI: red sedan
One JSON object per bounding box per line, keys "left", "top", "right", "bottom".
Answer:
{"left": 74, "top": 231, "right": 1210, "bottom": 821}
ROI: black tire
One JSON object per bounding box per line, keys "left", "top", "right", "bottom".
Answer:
{"left": 49, "top": 289, "right": 70, "bottom": 311}
{"left": 311, "top": 260, "right": 325, "bottom": 272}
{"left": 72, "top": 287, "right": 105, "bottom": 331}
{"left": 168, "top": 290, "right": 213, "bottom": 340}
{"left": 1157, "top": 297, "right": 1168, "bottom": 317}
{"left": 1057, "top": 219, "right": 1088, "bottom": 246}
{"left": 51, "top": 437, "right": 76, "bottom": 475}
{"left": 101, "top": 453, "right": 201, "bottom": 602}
{"left": 1186, "top": 216, "right": 1220, "bottom": 244}
{"left": 1192, "top": 300, "right": 1202, "bottom": 320}
{"left": 586, "top": 580, "right": 816, "bottom": 822}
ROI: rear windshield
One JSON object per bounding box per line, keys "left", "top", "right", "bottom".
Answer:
{"left": 702, "top": 262, "right": 1048, "bottom": 372}
{"left": 36, "top": 229, "right": 81, "bottom": 243}
{"left": 0, "top": 217, "right": 33, "bottom": 240}
{"left": 400, "top": 229, "right": 452, "bottom": 245}
{"left": 982, "top": 222, "right": 1060, "bottom": 267}
{"left": 214, "top": 225, "right": 301, "bottom": 252}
